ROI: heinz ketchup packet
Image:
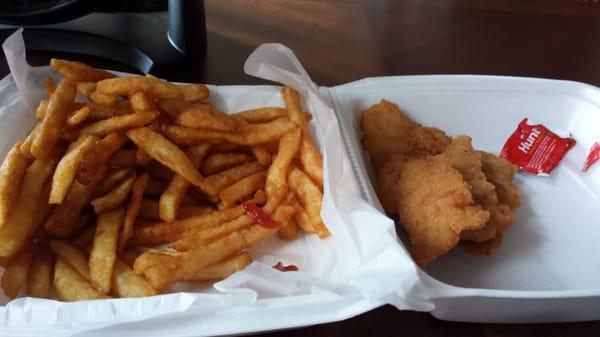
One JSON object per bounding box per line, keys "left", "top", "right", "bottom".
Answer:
{"left": 500, "top": 118, "right": 576, "bottom": 176}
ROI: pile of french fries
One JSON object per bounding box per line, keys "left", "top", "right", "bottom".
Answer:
{"left": 0, "top": 59, "right": 329, "bottom": 301}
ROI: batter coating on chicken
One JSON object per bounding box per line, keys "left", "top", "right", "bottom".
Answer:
{"left": 397, "top": 155, "right": 490, "bottom": 266}
{"left": 361, "top": 99, "right": 450, "bottom": 169}
{"left": 479, "top": 151, "right": 521, "bottom": 211}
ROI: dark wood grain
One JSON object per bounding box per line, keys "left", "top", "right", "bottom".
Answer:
{"left": 1, "top": 1, "right": 599, "bottom": 336}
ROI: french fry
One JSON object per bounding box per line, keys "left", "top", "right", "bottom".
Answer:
{"left": 157, "top": 98, "right": 190, "bottom": 117}
{"left": 127, "top": 127, "right": 204, "bottom": 187}
{"left": 265, "top": 128, "right": 301, "bottom": 207}
{"left": 20, "top": 124, "right": 39, "bottom": 158}
{"left": 178, "top": 84, "right": 209, "bottom": 102}
{"left": 129, "top": 198, "right": 260, "bottom": 246}
{"left": 66, "top": 106, "right": 91, "bottom": 127}
{"left": 292, "top": 200, "right": 312, "bottom": 233}
{"left": 49, "top": 240, "right": 90, "bottom": 280}
{"left": 0, "top": 141, "right": 29, "bottom": 225}
{"left": 90, "top": 208, "right": 124, "bottom": 294}
{"left": 162, "top": 118, "right": 296, "bottom": 146}
{"left": 118, "top": 173, "right": 149, "bottom": 251}
{"left": 201, "top": 152, "right": 254, "bottom": 176}
{"left": 186, "top": 252, "right": 252, "bottom": 281}
{"left": 44, "top": 75, "right": 56, "bottom": 96}
{"left": 278, "top": 219, "right": 298, "bottom": 240}
{"left": 139, "top": 199, "right": 212, "bottom": 221}
{"left": 250, "top": 145, "right": 272, "bottom": 165}
{"left": 169, "top": 214, "right": 253, "bottom": 251}
{"left": 89, "top": 90, "right": 117, "bottom": 106}
{"left": 76, "top": 132, "right": 128, "bottom": 185}
{"left": 34, "top": 181, "right": 54, "bottom": 231}
{"left": 94, "top": 168, "right": 133, "bottom": 198}
{"left": 107, "top": 149, "right": 138, "bottom": 168}
{"left": 202, "top": 161, "right": 265, "bottom": 199}
{"left": 128, "top": 94, "right": 153, "bottom": 113}
{"left": 50, "top": 134, "right": 98, "bottom": 204}
{"left": 159, "top": 144, "right": 210, "bottom": 222}
{"left": 84, "top": 101, "right": 129, "bottom": 122}
{"left": 282, "top": 86, "right": 324, "bottom": 187}
{"left": 233, "top": 107, "right": 287, "bottom": 124}
{"left": 133, "top": 250, "right": 180, "bottom": 275}
{"left": 111, "top": 258, "right": 156, "bottom": 297}
{"left": 76, "top": 82, "right": 96, "bottom": 97}
{"left": 219, "top": 171, "right": 267, "bottom": 208}
{"left": 28, "top": 246, "right": 53, "bottom": 298}
{"left": 130, "top": 207, "right": 246, "bottom": 247}
{"left": 31, "top": 79, "right": 77, "bottom": 160}
{"left": 80, "top": 109, "right": 158, "bottom": 136}
{"left": 54, "top": 258, "right": 109, "bottom": 301}
{"left": 50, "top": 58, "right": 115, "bottom": 82}
{"left": 142, "top": 205, "right": 295, "bottom": 289}
{"left": 136, "top": 148, "right": 153, "bottom": 165}
{"left": 0, "top": 156, "right": 59, "bottom": 257}
{"left": 91, "top": 173, "right": 135, "bottom": 214}
{"left": 288, "top": 166, "right": 330, "bottom": 238}
{"left": 35, "top": 100, "right": 49, "bottom": 120}
{"left": 97, "top": 76, "right": 182, "bottom": 99}
{"left": 45, "top": 166, "right": 107, "bottom": 237}
{"left": 178, "top": 205, "right": 214, "bottom": 218}
{"left": 174, "top": 105, "right": 239, "bottom": 131}
{"left": 1, "top": 246, "right": 35, "bottom": 298}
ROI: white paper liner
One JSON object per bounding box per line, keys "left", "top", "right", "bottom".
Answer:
{"left": 0, "top": 29, "right": 424, "bottom": 336}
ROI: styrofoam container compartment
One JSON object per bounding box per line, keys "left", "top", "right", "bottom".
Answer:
{"left": 327, "top": 75, "right": 600, "bottom": 323}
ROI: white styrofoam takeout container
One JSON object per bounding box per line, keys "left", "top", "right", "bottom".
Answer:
{"left": 0, "top": 30, "right": 419, "bottom": 337}
{"left": 327, "top": 74, "right": 600, "bottom": 323}
{"left": 1, "top": 28, "right": 600, "bottom": 336}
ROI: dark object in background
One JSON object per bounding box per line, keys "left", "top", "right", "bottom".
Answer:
{"left": 0, "top": 0, "right": 206, "bottom": 74}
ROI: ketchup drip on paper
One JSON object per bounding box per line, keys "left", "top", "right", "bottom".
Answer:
{"left": 500, "top": 118, "right": 575, "bottom": 176}
{"left": 243, "top": 203, "right": 280, "bottom": 228}
{"left": 273, "top": 262, "right": 299, "bottom": 272}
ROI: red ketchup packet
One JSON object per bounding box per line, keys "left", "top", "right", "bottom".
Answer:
{"left": 583, "top": 142, "right": 600, "bottom": 172}
{"left": 500, "top": 118, "right": 576, "bottom": 176}
{"left": 273, "top": 262, "right": 299, "bottom": 272}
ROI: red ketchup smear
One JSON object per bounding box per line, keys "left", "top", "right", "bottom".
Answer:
{"left": 243, "top": 203, "right": 280, "bottom": 229}
{"left": 583, "top": 142, "right": 600, "bottom": 172}
{"left": 273, "top": 262, "right": 299, "bottom": 272}
{"left": 501, "top": 118, "right": 576, "bottom": 176}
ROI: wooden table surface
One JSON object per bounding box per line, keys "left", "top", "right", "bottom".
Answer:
{"left": 1, "top": 0, "right": 600, "bottom": 336}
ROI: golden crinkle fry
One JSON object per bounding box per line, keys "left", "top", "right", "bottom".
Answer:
{"left": 361, "top": 99, "right": 520, "bottom": 266}
{"left": 0, "top": 59, "right": 328, "bottom": 301}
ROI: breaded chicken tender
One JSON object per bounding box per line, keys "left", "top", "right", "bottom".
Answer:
{"left": 397, "top": 155, "right": 490, "bottom": 266}
{"left": 460, "top": 230, "right": 504, "bottom": 256}
{"left": 479, "top": 151, "right": 521, "bottom": 211}
{"left": 361, "top": 99, "right": 450, "bottom": 169}
{"left": 360, "top": 99, "right": 521, "bottom": 264}
{"left": 441, "top": 136, "right": 498, "bottom": 208}
{"left": 377, "top": 154, "right": 411, "bottom": 212}
{"left": 440, "top": 136, "right": 503, "bottom": 243}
